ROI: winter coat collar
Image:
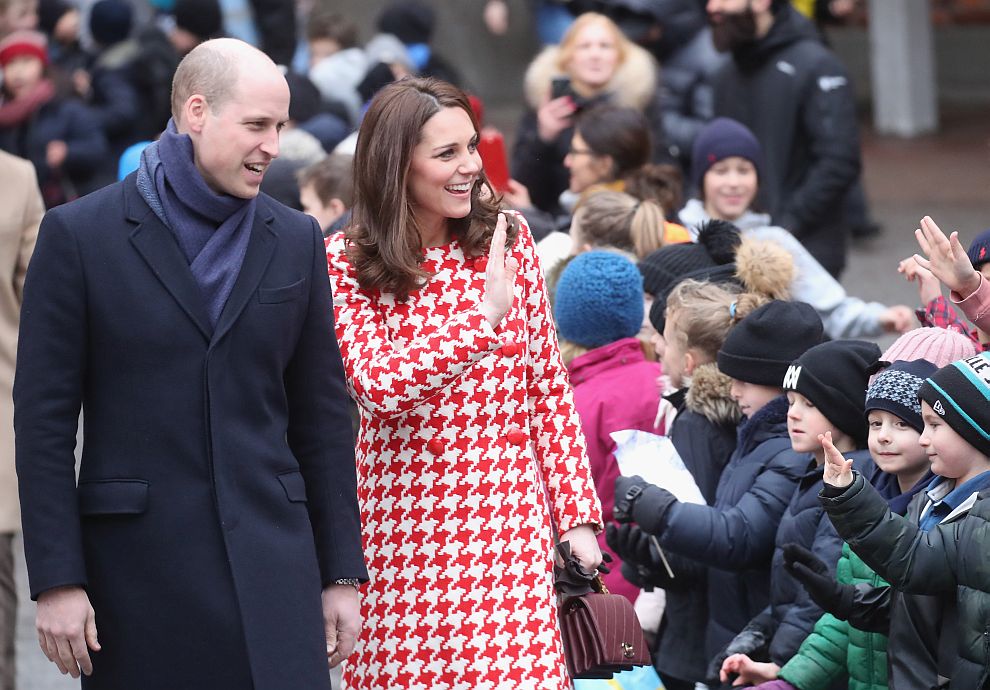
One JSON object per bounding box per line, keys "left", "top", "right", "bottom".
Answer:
{"left": 568, "top": 337, "right": 648, "bottom": 384}
{"left": 523, "top": 40, "right": 658, "bottom": 111}
{"left": 684, "top": 362, "right": 742, "bottom": 428}
{"left": 871, "top": 469, "right": 934, "bottom": 516}
{"left": 679, "top": 198, "right": 774, "bottom": 236}
{"left": 731, "top": 5, "right": 820, "bottom": 72}
{"left": 736, "top": 394, "right": 789, "bottom": 456}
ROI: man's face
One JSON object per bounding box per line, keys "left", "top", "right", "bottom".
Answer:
{"left": 707, "top": 0, "right": 759, "bottom": 52}
{"left": 193, "top": 69, "right": 290, "bottom": 199}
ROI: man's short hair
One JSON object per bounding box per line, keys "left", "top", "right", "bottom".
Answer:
{"left": 305, "top": 8, "right": 358, "bottom": 49}
{"left": 297, "top": 154, "right": 354, "bottom": 207}
{"left": 170, "top": 43, "right": 240, "bottom": 122}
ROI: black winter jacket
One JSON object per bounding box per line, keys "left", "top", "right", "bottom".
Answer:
{"left": 647, "top": 365, "right": 738, "bottom": 683}
{"left": 824, "top": 473, "right": 990, "bottom": 689}
{"left": 758, "top": 449, "right": 874, "bottom": 665}
{"left": 646, "top": 395, "right": 804, "bottom": 657}
{"left": 712, "top": 6, "right": 860, "bottom": 277}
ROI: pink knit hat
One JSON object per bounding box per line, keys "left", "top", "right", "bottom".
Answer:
{"left": 872, "top": 327, "right": 979, "bottom": 384}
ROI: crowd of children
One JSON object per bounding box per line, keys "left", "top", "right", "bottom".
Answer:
{"left": 549, "top": 173, "right": 990, "bottom": 689}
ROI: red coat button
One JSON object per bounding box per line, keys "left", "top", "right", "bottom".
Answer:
{"left": 427, "top": 438, "right": 445, "bottom": 455}
{"left": 507, "top": 428, "right": 527, "bottom": 446}
{"left": 502, "top": 341, "right": 519, "bottom": 357}
{"left": 473, "top": 256, "right": 488, "bottom": 272}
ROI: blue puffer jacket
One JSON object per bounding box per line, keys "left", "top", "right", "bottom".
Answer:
{"left": 649, "top": 395, "right": 805, "bottom": 657}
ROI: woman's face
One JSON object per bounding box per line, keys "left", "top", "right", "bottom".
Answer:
{"left": 566, "top": 20, "right": 621, "bottom": 91}
{"left": 564, "top": 131, "right": 611, "bottom": 194}
{"left": 2, "top": 55, "right": 44, "bottom": 98}
{"left": 702, "top": 156, "right": 758, "bottom": 221}
{"left": 407, "top": 106, "right": 482, "bottom": 239}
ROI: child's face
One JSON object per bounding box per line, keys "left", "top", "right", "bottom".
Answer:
{"left": 2, "top": 54, "right": 43, "bottom": 98}
{"left": 658, "top": 311, "right": 688, "bottom": 389}
{"left": 868, "top": 410, "right": 927, "bottom": 478}
{"left": 787, "top": 390, "right": 844, "bottom": 455}
{"left": 729, "top": 379, "right": 780, "bottom": 418}
{"left": 919, "top": 399, "right": 982, "bottom": 481}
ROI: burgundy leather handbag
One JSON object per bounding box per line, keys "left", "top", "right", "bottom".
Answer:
{"left": 554, "top": 543, "right": 651, "bottom": 679}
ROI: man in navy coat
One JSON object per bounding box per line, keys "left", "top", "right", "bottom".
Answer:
{"left": 13, "top": 38, "right": 367, "bottom": 689}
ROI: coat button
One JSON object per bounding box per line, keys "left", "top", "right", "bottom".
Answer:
{"left": 506, "top": 427, "right": 527, "bottom": 446}
{"left": 427, "top": 438, "right": 445, "bottom": 455}
{"left": 502, "top": 341, "right": 519, "bottom": 357}
{"left": 473, "top": 256, "right": 488, "bottom": 272}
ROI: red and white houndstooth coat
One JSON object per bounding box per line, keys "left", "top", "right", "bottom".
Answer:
{"left": 326, "top": 214, "right": 603, "bottom": 690}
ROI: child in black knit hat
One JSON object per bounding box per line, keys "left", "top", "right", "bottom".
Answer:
{"left": 820, "top": 351, "right": 990, "bottom": 689}
{"left": 609, "top": 293, "right": 824, "bottom": 688}
{"left": 713, "top": 339, "right": 881, "bottom": 686}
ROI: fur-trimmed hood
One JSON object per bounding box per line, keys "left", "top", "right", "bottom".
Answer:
{"left": 685, "top": 362, "right": 742, "bottom": 427}
{"left": 522, "top": 41, "right": 659, "bottom": 112}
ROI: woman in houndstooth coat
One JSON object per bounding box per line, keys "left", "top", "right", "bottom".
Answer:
{"left": 326, "top": 77, "right": 603, "bottom": 690}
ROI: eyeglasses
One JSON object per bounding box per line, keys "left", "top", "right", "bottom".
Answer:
{"left": 567, "top": 147, "right": 599, "bottom": 157}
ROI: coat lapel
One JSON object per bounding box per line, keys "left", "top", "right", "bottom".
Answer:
{"left": 126, "top": 183, "right": 214, "bottom": 341}
{"left": 210, "top": 201, "right": 277, "bottom": 347}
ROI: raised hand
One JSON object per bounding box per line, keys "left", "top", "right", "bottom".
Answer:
{"left": 820, "top": 431, "right": 853, "bottom": 487}
{"left": 480, "top": 213, "right": 518, "bottom": 328}
{"left": 913, "top": 216, "right": 981, "bottom": 298}
{"left": 898, "top": 254, "right": 943, "bottom": 304}
{"left": 536, "top": 95, "right": 577, "bottom": 143}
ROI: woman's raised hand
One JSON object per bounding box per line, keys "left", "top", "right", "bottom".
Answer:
{"left": 820, "top": 431, "right": 853, "bottom": 488}
{"left": 913, "top": 216, "right": 982, "bottom": 298}
{"left": 537, "top": 95, "right": 577, "bottom": 143}
{"left": 480, "top": 213, "right": 518, "bottom": 328}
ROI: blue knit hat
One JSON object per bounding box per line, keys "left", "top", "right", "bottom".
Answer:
{"left": 967, "top": 228, "right": 990, "bottom": 269}
{"left": 690, "top": 117, "right": 764, "bottom": 193}
{"left": 555, "top": 251, "right": 644, "bottom": 349}
{"left": 865, "top": 359, "right": 937, "bottom": 433}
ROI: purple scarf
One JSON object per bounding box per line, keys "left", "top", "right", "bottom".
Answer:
{"left": 137, "top": 119, "right": 256, "bottom": 328}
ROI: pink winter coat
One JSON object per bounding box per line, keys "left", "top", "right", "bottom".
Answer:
{"left": 569, "top": 337, "right": 663, "bottom": 602}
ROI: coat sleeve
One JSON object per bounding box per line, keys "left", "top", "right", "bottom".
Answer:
{"left": 326, "top": 238, "right": 503, "bottom": 420}
{"left": 658, "top": 444, "right": 803, "bottom": 569}
{"left": 778, "top": 612, "right": 850, "bottom": 690}
{"left": 13, "top": 207, "right": 89, "bottom": 599}
{"left": 515, "top": 215, "right": 603, "bottom": 533}
{"left": 15, "top": 160, "right": 43, "bottom": 301}
{"left": 771, "top": 510, "right": 844, "bottom": 663}
{"left": 821, "top": 472, "right": 960, "bottom": 596}
{"left": 951, "top": 273, "right": 990, "bottom": 333}
{"left": 778, "top": 54, "right": 861, "bottom": 235}
{"left": 284, "top": 220, "right": 367, "bottom": 585}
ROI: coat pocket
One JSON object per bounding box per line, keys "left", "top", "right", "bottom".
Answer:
{"left": 258, "top": 278, "right": 306, "bottom": 304}
{"left": 78, "top": 479, "right": 149, "bottom": 516}
{"left": 277, "top": 470, "right": 308, "bottom": 503}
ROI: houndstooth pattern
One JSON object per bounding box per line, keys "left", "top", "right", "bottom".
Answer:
{"left": 327, "top": 214, "right": 603, "bottom": 690}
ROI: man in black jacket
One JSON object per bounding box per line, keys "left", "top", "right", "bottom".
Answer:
{"left": 708, "top": 0, "right": 861, "bottom": 277}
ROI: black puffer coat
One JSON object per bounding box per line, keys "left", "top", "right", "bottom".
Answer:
{"left": 824, "top": 472, "right": 990, "bottom": 689}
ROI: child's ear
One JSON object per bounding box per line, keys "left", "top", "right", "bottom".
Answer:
{"left": 683, "top": 349, "right": 697, "bottom": 376}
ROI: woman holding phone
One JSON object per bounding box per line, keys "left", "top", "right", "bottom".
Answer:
{"left": 511, "top": 12, "right": 666, "bottom": 216}
{"left": 326, "top": 77, "right": 603, "bottom": 689}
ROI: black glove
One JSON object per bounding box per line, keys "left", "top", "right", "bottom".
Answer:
{"left": 606, "top": 523, "right": 676, "bottom": 590}
{"left": 613, "top": 475, "right": 678, "bottom": 533}
{"left": 783, "top": 543, "right": 854, "bottom": 619}
{"left": 705, "top": 622, "right": 768, "bottom": 685}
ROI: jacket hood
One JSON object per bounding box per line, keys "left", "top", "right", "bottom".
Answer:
{"left": 685, "top": 362, "right": 741, "bottom": 427}
{"left": 610, "top": 0, "right": 706, "bottom": 55}
{"left": 732, "top": 5, "right": 819, "bottom": 71}
{"left": 523, "top": 41, "right": 658, "bottom": 111}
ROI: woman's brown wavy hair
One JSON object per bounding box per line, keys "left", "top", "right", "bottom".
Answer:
{"left": 346, "top": 77, "right": 517, "bottom": 300}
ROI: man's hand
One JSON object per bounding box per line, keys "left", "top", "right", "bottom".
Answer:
{"left": 322, "top": 584, "right": 361, "bottom": 669}
{"left": 913, "top": 215, "right": 981, "bottom": 298}
{"left": 559, "top": 523, "right": 603, "bottom": 572}
{"left": 720, "top": 653, "right": 781, "bottom": 686}
{"left": 820, "top": 431, "right": 853, "bottom": 487}
{"left": 36, "top": 585, "right": 100, "bottom": 678}
{"left": 898, "top": 255, "right": 943, "bottom": 304}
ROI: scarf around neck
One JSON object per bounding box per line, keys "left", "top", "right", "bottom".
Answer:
{"left": 137, "top": 119, "right": 256, "bottom": 328}
{"left": 0, "top": 78, "right": 56, "bottom": 128}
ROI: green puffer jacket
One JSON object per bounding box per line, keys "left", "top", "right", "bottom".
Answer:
{"left": 777, "top": 543, "right": 888, "bottom": 690}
